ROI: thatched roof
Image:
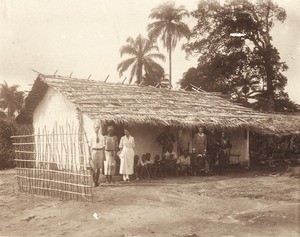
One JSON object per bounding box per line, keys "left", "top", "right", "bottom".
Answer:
{"left": 17, "top": 74, "right": 300, "bottom": 135}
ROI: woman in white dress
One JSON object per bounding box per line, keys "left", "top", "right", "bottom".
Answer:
{"left": 119, "top": 128, "right": 135, "bottom": 182}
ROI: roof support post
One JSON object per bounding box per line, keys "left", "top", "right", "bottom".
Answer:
{"left": 246, "top": 128, "right": 250, "bottom": 164}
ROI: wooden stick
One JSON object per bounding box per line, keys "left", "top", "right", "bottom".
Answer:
{"left": 11, "top": 133, "right": 86, "bottom": 138}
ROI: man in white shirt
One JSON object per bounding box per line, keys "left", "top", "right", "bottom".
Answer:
{"left": 162, "top": 145, "right": 177, "bottom": 176}
{"left": 89, "top": 124, "right": 105, "bottom": 187}
{"left": 176, "top": 150, "right": 191, "bottom": 176}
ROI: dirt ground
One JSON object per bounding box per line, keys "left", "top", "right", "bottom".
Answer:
{"left": 0, "top": 168, "right": 299, "bottom": 237}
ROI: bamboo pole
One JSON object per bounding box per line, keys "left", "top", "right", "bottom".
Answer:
{"left": 44, "top": 127, "right": 48, "bottom": 197}
{"left": 14, "top": 159, "right": 87, "bottom": 169}
{"left": 11, "top": 133, "right": 86, "bottom": 138}
{"left": 71, "top": 123, "right": 76, "bottom": 200}
{"left": 64, "top": 125, "right": 69, "bottom": 172}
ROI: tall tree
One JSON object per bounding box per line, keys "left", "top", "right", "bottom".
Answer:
{"left": 0, "top": 81, "right": 24, "bottom": 119}
{"left": 117, "top": 34, "right": 166, "bottom": 85}
{"left": 148, "top": 2, "right": 190, "bottom": 87}
{"left": 183, "top": 0, "right": 294, "bottom": 112}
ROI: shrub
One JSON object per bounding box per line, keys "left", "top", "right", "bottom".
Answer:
{"left": 0, "top": 120, "right": 16, "bottom": 169}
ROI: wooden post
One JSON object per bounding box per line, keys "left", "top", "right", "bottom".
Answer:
{"left": 246, "top": 128, "right": 250, "bottom": 164}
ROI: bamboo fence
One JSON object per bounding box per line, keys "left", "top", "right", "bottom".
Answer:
{"left": 12, "top": 123, "right": 93, "bottom": 202}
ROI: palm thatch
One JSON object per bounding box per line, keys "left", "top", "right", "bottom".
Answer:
{"left": 17, "top": 74, "right": 300, "bottom": 135}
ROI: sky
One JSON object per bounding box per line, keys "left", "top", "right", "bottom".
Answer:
{"left": 0, "top": 0, "right": 299, "bottom": 103}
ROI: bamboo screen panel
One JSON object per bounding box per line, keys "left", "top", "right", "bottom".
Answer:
{"left": 12, "top": 132, "right": 93, "bottom": 202}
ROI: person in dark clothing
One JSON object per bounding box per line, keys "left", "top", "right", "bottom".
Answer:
{"left": 190, "top": 148, "right": 199, "bottom": 175}
{"left": 156, "top": 126, "right": 176, "bottom": 155}
{"left": 206, "top": 130, "right": 219, "bottom": 175}
{"left": 217, "top": 132, "right": 231, "bottom": 174}
{"left": 152, "top": 155, "right": 162, "bottom": 178}
{"left": 163, "top": 145, "right": 177, "bottom": 176}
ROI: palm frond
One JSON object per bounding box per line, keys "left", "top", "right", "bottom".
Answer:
{"left": 117, "top": 57, "right": 136, "bottom": 76}
{"left": 148, "top": 22, "right": 167, "bottom": 41}
{"left": 148, "top": 3, "right": 190, "bottom": 52}
{"left": 125, "top": 37, "right": 135, "bottom": 44}
{"left": 120, "top": 45, "right": 138, "bottom": 57}
{"left": 145, "top": 53, "right": 166, "bottom": 62}
{"left": 129, "top": 63, "right": 137, "bottom": 84}
{"left": 118, "top": 34, "right": 165, "bottom": 84}
{"left": 144, "top": 58, "right": 165, "bottom": 74}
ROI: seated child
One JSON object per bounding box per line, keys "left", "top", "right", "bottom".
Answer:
{"left": 164, "top": 145, "right": 178, "bottom": 176}
{"left": 135, "top": 155, "right": 145, "bottom": 180}
{"left": 146, "top": 153, "right": 154, "bottom": 178}
{"left": 153, "top": 155, "right": 162, "bottom": 178}
{"left": 142, "top": 154, "right": 152, "bottom": 179}
{"left": 176, "top": 150, "right": 191, "bottom": 176}
{"left": 197, "top": 153, "right": 208, "bottom": 174}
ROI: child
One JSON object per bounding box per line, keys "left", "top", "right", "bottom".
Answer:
{"left": 164, "top": 145, "right": 177, "bottom": 176}
{"left": 146, "top": 153, "right": 154, "bottom": 178}
{"left": 142, "top": 154, "right": 151, "bottom": 179}
{"left": 153, "top": 155, "right": 162, "bottom": 178}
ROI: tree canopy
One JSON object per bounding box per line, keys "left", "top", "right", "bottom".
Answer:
{"left": 0, "top": 81, "right": 24, "bottom": 119}
{"left": 182, "top": 0, "right": 298, "bottom": 112}
{"left": 148, "top": 2, "right": 190, "bottom": 87}
{"left": 117, "top": 34, "right": 165, "bottom": 85}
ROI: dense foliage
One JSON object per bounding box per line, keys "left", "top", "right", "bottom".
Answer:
{"left": 0, "top": 81, "right": 24, "bottom": 119}
{"left": 117, "top": 35, "right": 165, "bottom": 85}
{"left": 181, "top": 0, "right": 298, "bottom": 112}
{"left": 249, "top": 133, "right": 300, "bottom": 166}
{"left": 148, "top": 2, "right": 190, "bottom": 86}
{"left": 0, "top": 81, "right": 27, "bottom": 169}
{"left": 0, "top": 120, "right": 16, "bottom": 169}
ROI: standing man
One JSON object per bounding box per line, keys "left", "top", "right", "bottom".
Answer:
{"left": 206, "top": 130, "right": 218, "bottom": 175}
{"left": 104, "top": 126, "right": 118, "bottom": 184}
{"left": 89, "top": 124, "right": 105, "bottom": 187}
{"left": 192, "top": 127, "right": 208, "bottom": 173}
{"left": 218, "top": 132, "right": 231, "bottom": 173}
{"left": 192, "top": 127, "right": 207, "bottom": 155}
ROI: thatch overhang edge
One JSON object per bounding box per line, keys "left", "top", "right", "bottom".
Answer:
{"left": 16, "top": 74, "right": 300, "bottom": 136}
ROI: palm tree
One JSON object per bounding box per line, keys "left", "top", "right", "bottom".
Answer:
{"left": 148, "top": 2, "right": 190, "bottom": 87}
{"left": 117, "top": 34, "right": 166, "bottom": 85}
{"left": 0, "top": 81, "right": 24, "bottom": 119}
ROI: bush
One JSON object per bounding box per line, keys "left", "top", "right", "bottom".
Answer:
{"left": 0, "top": 120, "right": 17, "bottom": 169}
{"left": 249, "top": 133, "right": 300, "bottom": 167}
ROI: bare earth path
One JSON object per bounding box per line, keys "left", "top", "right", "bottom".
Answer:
{"left": 0, "top": 169, "right": 299, "bottom": 237}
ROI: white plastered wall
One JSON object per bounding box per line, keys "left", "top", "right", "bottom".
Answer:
{"left": 130, "top": 124, "right": 169, "bottom": 158}
{"left": 33, "top": 88, "right": 82, "bottom": 168}
{"left": 226, "top": 129, "right": 249, "bottom": 164}
{"left": 33, "top": 88, "right": 79, "bottom": 133}
{"left": 82, "top": 114, "right": 95, "bottom": 141}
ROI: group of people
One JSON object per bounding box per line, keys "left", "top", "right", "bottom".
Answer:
{"left": 89, "top": 124, "right": 135, "bottom": 186}
{"left": 89, "top": 124, "right": 232, "bottom": 187}
{"left": 153, "top": 127, "right": 227, "bottom": 177}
